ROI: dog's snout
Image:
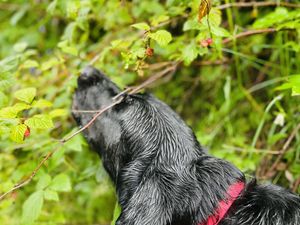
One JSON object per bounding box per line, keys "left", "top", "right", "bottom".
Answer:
{"left": 78, "top": 66, "right": 102, "bottom": 87}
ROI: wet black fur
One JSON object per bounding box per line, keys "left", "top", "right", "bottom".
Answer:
{"left": 72, "top": 66, "right": 300, "bottom": 225}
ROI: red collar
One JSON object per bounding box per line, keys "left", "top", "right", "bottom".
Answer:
{"left": 198, "top": 181, "right": 245, "bottom": 225}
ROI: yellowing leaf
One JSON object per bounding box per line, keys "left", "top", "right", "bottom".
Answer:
{"left": 131, "top": 22, "right": 150, "bottom": 31}
{"left": 32, "top": 99, "right": 53, "bottom": 108}
{"left": 49, "top": 109, "right": 68, "bottom": 118}
{"left": 0, "top": 107, "right": 18, "bottom": 119}
{"left": 25, "top": 115, "right": 54, "bottom": 129}
{"left": 58, "top": 40, "right": 78, "bottom": 56}
{"left": 198, "top": 0, "right": 212, "bottom": 22}
{"left": 41, "top": 58, "right": 61, "bottom": 71}
{"left": 22, "top": 59, "right": 39, "bottom": 68}
{"left": 150, "top": 15, "right": 169, "bottom": 27}
{"left": 149, "top": 30, "right": 172, "bottom": 46}
{"left": 10, "top": 124, "right": 27, "bottom": 143}
{"left": 14, "top": 87, "right": 37, "bottom": 103}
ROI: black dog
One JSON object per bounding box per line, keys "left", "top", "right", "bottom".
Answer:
{"left": 72, "top": 66, "right": 300, "bottom": 225}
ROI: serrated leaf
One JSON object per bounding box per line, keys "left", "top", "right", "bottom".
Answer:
{"left": 150, "top": 15, "right": 169, "bottom": 26}
{"left": 49, "top": 174, "right": 71, "bottom": 192}
{"left": 131, "top": 22, "right": 150, "bottom": 31}
{"left": 25, "top": 115, "right": 54, "bottom": 129}
{"left": 10, "top": 124, "right": 27, "bottom": 143}
{"left": 13, "top": 102, "right": 31, "bottom": 112}
{"left": 44, "top": 190, "right": 59, "bottom": 202}
{"left": 32, "top": 99, "right": 53, "bottom": 108}
{"left": 149, "top": 30, "right": 172, "bottom": 46}
{"left": 182, "top": 42, "right": 198, "bottom": 65}
{"left": 183, "top": 18, "right": 202, "bottom": 31}
{"left": 36, "top": 174, "right": 51, "bottom": 190}
{"left": 58, "top": 40, "right": 78, "bottom": 56}
{"left": 14, "top": 87, "right": 36, "bottom": 104}
{"left": 0, "top": 107, "right": 17, "bottom": 118}
{"left": 49, "top": 109, "right": 68, "bottom": 118}
{"left": 21, "top": 191, "right": 44, "bottom": 225}
{"left": 211, "top": 26, "right": 231, "bottom": 37}
{"left": 41, "top": 58, "right": 61, "bottom": 71}
{"left": 67, "top": 0, "right": 80, "bottom": 19}
{"left": 22, "top": 60, "right": 39, "bottom": 69}
{"left": 64, "top": 132, "right": 83, "bottom": 152}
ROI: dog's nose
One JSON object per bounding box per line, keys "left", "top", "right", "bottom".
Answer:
{"left": 78, "top": 66, "right": 102, "bottom": 87}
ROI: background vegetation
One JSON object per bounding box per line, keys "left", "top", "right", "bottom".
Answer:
{"left": 0, "top": 0, "right": 300, "bottom": 224}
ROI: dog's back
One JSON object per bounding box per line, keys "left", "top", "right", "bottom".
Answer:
{"left": 73, "top": 67, "right": 300, "bottom": 225}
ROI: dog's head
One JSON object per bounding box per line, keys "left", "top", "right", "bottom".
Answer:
{"left": 72, "top": 66, "right": 202, "bottom": 179}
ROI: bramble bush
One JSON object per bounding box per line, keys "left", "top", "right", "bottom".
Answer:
{"left": 0, "top": 0, "right": 299, "bottom": 224}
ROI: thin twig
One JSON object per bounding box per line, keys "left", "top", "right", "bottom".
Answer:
{"left": 217, "top": 1, "right": 300, "bottom": 10}
{"left": 63, "top": 98, "right": 124, "bottom": 143}
{"left": 0, "top": 148, "right": 57, "bottom": 201}
{"left": 0, "top": 63, "right": 179, "bottom": 201}
{"left": 222, "top": 145, "right": 282, "bottom": 155}
{"left": 222, "top": 28, "right": 277, "bottom": 44}
{"left": 266, "top": 123, "right": 300, "bottom": 177}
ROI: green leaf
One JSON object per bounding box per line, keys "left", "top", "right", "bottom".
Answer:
{"left": 183, "top": 18, "right": 201, "bottom": 31}
{"left": 110, "top": 203, "right": 121, "bottom": 225}
{"left": 0, "top": 107, "right": 17, "bottom": 118}
{"left": 44, "top": 190, "right": 59, "bottom": 202}
{"left": 131, "top": 22, "right": 150, "bottom": 31}
{"left": 150, "top": 15, "right": 169, "bottom": 26}
{"left": 58, "top": 40, "right": 78, "bottom": 56}
{"left": 149, "top": 30, "right": 172, "bottom": 46}
{"left": 41, "top": 58, "right": 61, "bottom": 71}
{"left": 64, "top": 131, "right": 84, "bottom": 152}
{"left": 182, "top": 42, "right": 198, "bottom": 65}
{"left": 10, "top": 124, "right": 27, "bottom": 143}
{"left": 13, "top": 102, "right": 32, "bottom": 112}
{"left": 25, "top": 115, "right": 54, "bottom": 129}
{"left": 36, "top": 174, "right": 51, "bottom": 190}
{"left": 32, "top": 99, "right": 53, "bottom": 108}
{"left": 253, "top": 7, "right": 289, "bottom": 29}
{"left": 49, "top": 109, "right": 68, "bottom": 118}
{"left": 13, "top": 42, "right": 28, "bottom": 53}
{"left": 0, "top": 91, "right": 8, "bottom": 108}
{"left": 49, "top": 174, "right": 71, "bottom": 192}
{"left": 21, "top": 191, "right": 44, "bottom": 225}
{"left": 14, "top": 87, "right": 37, "bottom": 104}
{"left": 211, "top": 26, "right": 231, "bottom": 37}
{"left": 47, "top": 0, "right": 57, "bottom": 14}
{"left": 67, "top": 0, "right": 81, "bottom": 19}
{"left": 22, "top": 60, "right": 39, "bottom": 68}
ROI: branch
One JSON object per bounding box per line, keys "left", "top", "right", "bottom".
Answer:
{"left": 265, "top": 123, "right": 300, "bottom": 178}
{"left": 222, "top": 28, "right": 277, "bottom": 44}
{"left": 217, "top": 1, "right": 300, "bottom": 10}
{"left": 0, "top": 63, "right": 179, "bottom": 202}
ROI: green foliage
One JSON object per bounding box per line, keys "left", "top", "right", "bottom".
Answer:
{"left": 0, "top": 0, "right": 299, "bottom": 224}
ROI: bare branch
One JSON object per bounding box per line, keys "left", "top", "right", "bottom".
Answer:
{"left": 265, "top": 123, "right": 300, "bottom": 177}
{"left": 222, "top": 28, "right": 277, "bottom": 44}
{"left": 217, "top": 1, "right": 300, "bottom": 10}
